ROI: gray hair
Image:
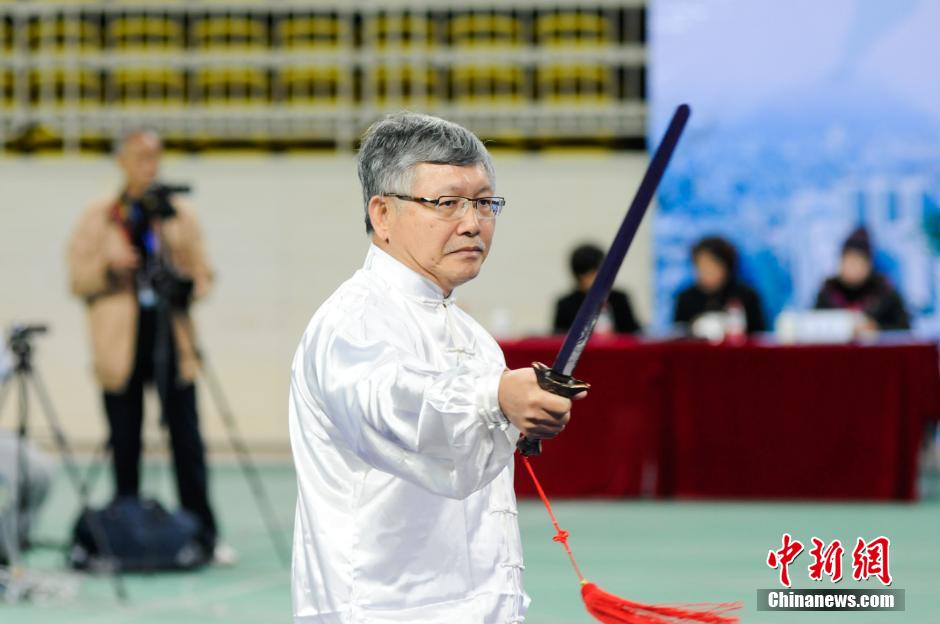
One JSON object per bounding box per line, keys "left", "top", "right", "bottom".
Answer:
{"left": 113, "top": 127, "right": 161, "bottom": 156}
{"left": 357, "top": 112, "right": 495, "bottom": 233}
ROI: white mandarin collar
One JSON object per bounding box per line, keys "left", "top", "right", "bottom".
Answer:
{"left": 364, "top": 244, "right": 457, "bottom": 305}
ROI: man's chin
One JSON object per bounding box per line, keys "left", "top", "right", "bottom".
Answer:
{"left": 444, "top": 262, "right": 483, "bottom": 289}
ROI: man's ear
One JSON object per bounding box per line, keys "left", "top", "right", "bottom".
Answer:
{"left": 368, "top": 195, "right": 392, "bottom": 242}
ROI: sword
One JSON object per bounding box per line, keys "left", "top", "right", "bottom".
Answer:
{"left": 518, "top": 103, "right": 692, "bottom": 457}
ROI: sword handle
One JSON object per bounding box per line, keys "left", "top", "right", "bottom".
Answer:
{"left": 516, "top": 362, "right": 591, "bottom": 457}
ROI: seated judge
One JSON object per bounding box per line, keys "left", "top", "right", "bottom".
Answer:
{"left": 814, "top": 226, "right": 910, "bottom": 331}
{"left": 553, "top": 243, "right": 641, "bottom": 334}
{"left": 673, "top": 235, "right": 766, "bottom": 334}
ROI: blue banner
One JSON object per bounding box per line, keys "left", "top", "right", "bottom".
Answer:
{"left": 649, "top": 0, "right": 940, "bottom": 334}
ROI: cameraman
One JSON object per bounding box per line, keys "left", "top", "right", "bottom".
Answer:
{"left": 66, "top": 129, "right": 231, "bottom": 564}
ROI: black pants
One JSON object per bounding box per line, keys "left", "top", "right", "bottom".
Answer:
{"left": 103, "top": 307, "right": 217, "bottom": 550}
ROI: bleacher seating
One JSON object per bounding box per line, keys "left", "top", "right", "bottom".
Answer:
{"left": 364, "top": 64, "right": 436, "bottom": 107}
{"left": 362, "top": 12, "right": 433, "bottom": 50}
{"left": 452, "top": 64, "right": 525, "bottom": 105}
{"left": 107, "top": 13, "right": 185, "bottom": 51}
{"left": 276, "top": 12, "right": 349, "bottom": 49}
{"left": 535, "top": 9, "right": 613, "bottom": 47}
{"left": 277, "top": 64, "right": 350, "bottom": 107}
{"left": 28, "top": 11, "right": 101, "bottom": 53}
{"left": 1, "top": 67, "right": 14, "bottom": 109}
{"left": 29, "top": 67, "right": 101, "bottom": 109}
{"left": 0, "top": 2, "right": 645, "bottom": 151}
{"left": 193, "top": 65, "right": 268, "bottom": 106}
{"left": 191, "top": 13, "right": 268, "bottom": 51}
{"left": 110, "top": 66, "right": 184, "bottom": 108}
{"left": 450, "top": 11, "right": 523, "bottom": 48}
{"left": 537, "top": 63, "right": 612, "bottom": 103}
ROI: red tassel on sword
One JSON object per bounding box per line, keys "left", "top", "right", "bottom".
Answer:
{"left": 581, "top": 582, "right": 741, "bottom": 624}
{"left": 522, "top": 457, "right": 742, "bottom": 624}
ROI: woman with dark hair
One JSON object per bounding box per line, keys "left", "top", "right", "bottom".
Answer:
{"left": 673, "top": 235, "right": 766, "bottom": 334}
{"left": 814, "top": 226, "right": 909, "bottom": 331}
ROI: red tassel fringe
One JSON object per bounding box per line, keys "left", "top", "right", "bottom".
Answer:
{"left": 521, "top": 456, "right": 741, "bottom": 624}
{"left": 581, "top": 582, "right": 741, "bottom": 623}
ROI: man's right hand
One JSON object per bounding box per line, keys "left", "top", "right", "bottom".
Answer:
{"left": 106, "top": 240, "right": 140, "bottom": 273}
{"left": 497, "top": 368, "right": 586, "bottom": 440}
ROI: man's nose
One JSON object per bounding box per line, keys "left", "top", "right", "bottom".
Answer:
{"left": 456, "top": 201, "right": 482, "bottom": 234}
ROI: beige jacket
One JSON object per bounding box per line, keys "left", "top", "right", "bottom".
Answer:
{"left": 67, "top": 194, "right": 213, "bottom": 392}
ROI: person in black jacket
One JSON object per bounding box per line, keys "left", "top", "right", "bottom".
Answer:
{"left": 553, "top": 243, "right": 641, "bottom": 334}
{"left": 814, "top": 226, "right": 910, "bottom": 331}
{"left": 673, "top": 236, "right": 766, "bottom": 334}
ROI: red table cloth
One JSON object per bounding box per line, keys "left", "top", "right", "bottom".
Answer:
{"left": 501, "top": 337, "right": 940, "bottom": 501}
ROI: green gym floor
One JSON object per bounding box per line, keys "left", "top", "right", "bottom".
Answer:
{"left": 3, "top": 461, "right": 939, "bottom": 623}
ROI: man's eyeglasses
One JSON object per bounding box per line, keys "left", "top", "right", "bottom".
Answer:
{"left": 385, "top": 194, "right": 506, "bottom": 221}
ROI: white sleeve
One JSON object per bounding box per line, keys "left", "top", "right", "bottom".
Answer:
{"left": 293, "top": 315, "right": 516, "bottom": 500}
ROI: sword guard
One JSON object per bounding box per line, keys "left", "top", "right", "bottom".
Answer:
{"left": 516, "top": 362, "right": 591, "bottom": 457}
{"left": 531, "top": 361, "right": 591, "bottom": 398}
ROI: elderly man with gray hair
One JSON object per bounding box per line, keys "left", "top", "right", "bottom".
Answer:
{"left": 289, "top": 112, "right": 584, "bottom": 623}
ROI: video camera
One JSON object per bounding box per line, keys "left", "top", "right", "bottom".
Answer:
{"left": 125, "top": 182, "right": 196, "bottom": 309}
{"left": 8, "top": 324, "right": 47, "bottom": 348}
{"left": 138, "top": 182, "right": 191, "bottom": 219}
{"left": 5, "top": 324, "right": 48, "bottom": 367}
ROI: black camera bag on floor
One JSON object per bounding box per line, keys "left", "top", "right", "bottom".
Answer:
{"left": 68, "top": 496, "right": 208, "bottom": 572}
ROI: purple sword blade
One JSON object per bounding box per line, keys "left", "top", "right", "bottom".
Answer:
{"left": 554, "top": 104, "right": 691, "bottom": 376}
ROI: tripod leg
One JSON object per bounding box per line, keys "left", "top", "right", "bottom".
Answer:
{"left": 0, "top": 376, "right": 17, "bottom": 575}
{"left": 198, "top": 356, "right": 291, "bottom": 567}
{"left": 0, "top": 370, "right": 33, "bottom": 601}
{"left": 27, "top": 369, "right": 128, "bottom": 601}
{"left": 78, "top": 439, "right": 111, "bottom": 506}
{"left": 4, "top": 373, "right": 30, "bottom": 574}
{"left": 0, "top": 378, "right": 23, "bottom": 602}
{"left": 0, "top": 374, "right": 13, "bottom": 425}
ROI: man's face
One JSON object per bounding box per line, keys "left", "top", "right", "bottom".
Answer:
{"left": 694, "top": 250, "right": 728, "bottom": 293}
{"left": 378, "top": 163, "right": 495, "bottom": 295}
{"left": 577, "top": 270, "right": 597, "bottom": 293}
{"left": 119, "top": 133, "right": 162, "bottom": 197}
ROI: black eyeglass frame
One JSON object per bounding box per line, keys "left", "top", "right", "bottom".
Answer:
{"left": 384, "top": 194, "right": 506, "bottom": 220}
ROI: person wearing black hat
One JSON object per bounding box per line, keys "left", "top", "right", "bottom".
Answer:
{"left": 553, "top": 243, "right": 641, "bottom": 334}
{"left": 673, "top": 235, "right": 766, "bottom": 334}
{"left": 814, "top": 226, "right": 910, "bottom": 331}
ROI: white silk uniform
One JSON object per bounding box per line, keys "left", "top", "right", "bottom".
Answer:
{"left": 289, "top": 244, "right": 529, "bottom": 623}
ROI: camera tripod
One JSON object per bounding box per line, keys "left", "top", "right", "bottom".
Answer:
{"left": 0, "top": 324, "right": 126, "bottom": 602}
{"left": 77, "top": 317, "right": 291, "bottom": 568}
{"left": 194, "top": 340, "right": 291, "bottom": 566}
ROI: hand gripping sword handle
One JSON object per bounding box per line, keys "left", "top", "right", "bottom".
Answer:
{"left": 516, "top": 362, "right": 591, "bottom": 457}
